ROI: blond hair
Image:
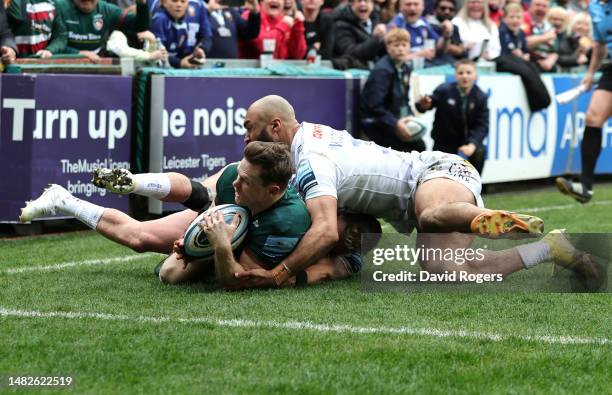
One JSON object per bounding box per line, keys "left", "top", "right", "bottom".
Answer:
{"left": 456, "top": 0, "right": 493, "bottom": 32}
{"left": 385, "top": 27, "right": 411, "bottom": 46}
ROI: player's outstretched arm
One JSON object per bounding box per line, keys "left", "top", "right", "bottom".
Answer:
{"left": 235, "top": 195, "right": 340, "bottom": 287}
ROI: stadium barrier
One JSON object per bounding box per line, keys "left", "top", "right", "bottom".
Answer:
{"left": 1, "top": 66, "right": 610, "bottom": 221}
{"left": 411, "top": 67, "right": 612, "bottom": 184}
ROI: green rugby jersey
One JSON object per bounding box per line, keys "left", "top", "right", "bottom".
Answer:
{"left": 215, "top": 163, "right": 311, "bottom": 269}
{"left": 56, "top": 0, "right": 149, "bottom": 53}
{"left": 6, "top": 0, "right": 67, "bottom": 55}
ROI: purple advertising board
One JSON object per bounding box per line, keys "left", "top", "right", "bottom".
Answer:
{"left": 151, "top": 76, "right": 352, "bottom": 212}
{"left": 0, "top": 74, "right": 132, "bottom": 222}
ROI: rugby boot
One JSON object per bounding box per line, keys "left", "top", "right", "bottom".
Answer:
{"left": 545, "top": 229, "right": 605, "bottom": 292}
{"left": 19, "top": 184, "right": 72, "bottom": 222}
{"left": 555, "top": 177, "right": 592, "bottom": 203}
{"left": 470, "top": 210, "right": 544, "bottom": 236}
{"left": 92, "top": 167, "right": 135, "bottom": 194}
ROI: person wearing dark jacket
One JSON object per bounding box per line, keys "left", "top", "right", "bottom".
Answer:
{"left": 332, "top": 0, "right": 386, "bottom": 69}
{"left": 360, "top": 28, "right": 425, "bottom": 152}
{"left": 417, "top": 59, "right": 489, "bottom": 174}
{"left": 0, "top": 1, "right": 17, "bottom": 66}
{"left": 206, "top": 0, "right": 260, "bottom": 58}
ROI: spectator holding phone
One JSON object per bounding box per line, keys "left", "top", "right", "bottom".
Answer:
{"left": 452, "top": 0, "right": 501, "bottom": 61}
{"left": 238, "top": 0, "right": 307, "bottom": 59}
{"left": 151, "top": 0, "right": 212, "bottom": 67}
{"left": 207, "top": 0, "right": 260, "bottom": 58}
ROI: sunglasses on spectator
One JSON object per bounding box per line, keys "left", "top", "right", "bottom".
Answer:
{"left": 438, "top": 5, "right": 454, "bottom": 10}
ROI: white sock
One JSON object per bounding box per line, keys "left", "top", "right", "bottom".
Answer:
{"left": 516, "top": 241, "right": 552, "bottom": 269}
{"left": 132, "top": 173, "right": 171, "bottom": 199}
{"left": 58, "top": 196, "right": 106, "bottom": 230}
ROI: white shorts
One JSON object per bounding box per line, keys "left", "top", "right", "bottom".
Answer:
{"left": 414, "top": 153, "right": 484, "bottom": 208}
{"left": 388, "top": 152, "right": 484, "bottom": 233}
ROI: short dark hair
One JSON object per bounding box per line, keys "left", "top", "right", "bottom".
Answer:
{"left": 455, "top": 58, "right": 477, "bottom": 69}
{"left": 435, "top": 0, "right": 456, "bottom": 8}
{"left": 243, "top": 141, "right": 294, "bottom": 189}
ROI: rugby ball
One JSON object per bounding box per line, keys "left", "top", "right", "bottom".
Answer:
{"left": 183, "top": 204, "right": 250, "bottom": 260}
{"left": 403, "top": 117, "right": 427, "bottom": 141}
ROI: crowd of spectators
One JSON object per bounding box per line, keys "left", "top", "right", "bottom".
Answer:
{"left": 0, "top": 0, "right": 597, "bottom": 70}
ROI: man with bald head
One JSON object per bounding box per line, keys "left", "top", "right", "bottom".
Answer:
{"left": 225, "top": 95, "right": 598, "bottom": 288}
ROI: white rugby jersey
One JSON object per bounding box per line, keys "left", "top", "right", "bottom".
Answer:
{"left": 291, "top": 122, "right": 449, "bottom": 222}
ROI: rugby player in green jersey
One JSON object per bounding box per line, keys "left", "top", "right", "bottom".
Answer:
{"left": 21, "top": 142, "right": 380, "bottom": 288}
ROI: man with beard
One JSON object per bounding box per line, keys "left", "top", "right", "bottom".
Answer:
{"left": 425, "top": 0, "right": 465, "bottom": 65}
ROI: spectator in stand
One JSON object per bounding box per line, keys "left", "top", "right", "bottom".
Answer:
{"left": 488, "top": 0, "right": 503, "bottom": 25}
{"left": 206, "top": 0, "right": 260, "bottom": 58}
{"left": 239, "top": 0, "right": 307, "bottom": 59}
{"left": 567, "top": 12, "right": 592, "bottom": 62}
{"left": 499, "top": 2, "right": 528, "bottom": 59}
{"left": 360, "top": 28, "right": 426, "bottom": 152}
{"left": 455, "top": 0, "right": 500, "bottom": 60}
{"left": 303, "top": 0, "right": 334, "bottom": 59}
{"left": 525, "top": 0, "right": 558, "bottom": 71}
{"left": 375, "top": 0, "right": 399, "bottom": 23}
{"left": 57, "top": 0, "right": 150, "bottom": 63}
{"left": 332, "top": 0, "right": 386, "bottom": 69}
{"left": 389, "top": 0, "right": 443, "bottom": 66}
{"left": 6, "top": 0, "right": 66, "bottom": 58}
{"left": 453, "top": 0, "right": 500, "bottom": 60}
{"left": 1, "top": 1, "right": 17, "bottom": 66}
{"left": 549, "top": 6, "right": 587, "bottom": 71}
{"left": 151, "top": 0, "right": 211, "bottom": 67}
{"left": 496, "top": 1, "right": 551, "bottom": 112}
{"left": 416, "top": 59, "right": 489, "bottom": 173}
{"left": 426, "top": 0, "right": 466, "bottom": 64}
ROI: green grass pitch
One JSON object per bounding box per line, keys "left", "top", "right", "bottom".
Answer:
{"left": 1, "top": 184, "right": 611, "bottom": 394}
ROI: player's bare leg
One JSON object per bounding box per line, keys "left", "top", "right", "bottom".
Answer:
{"left": 556, "top": 89, "right": 612, "bottom": 203}
{"left": 415, "top": 178, "right": 543, "bottom": 236}
{"left": 96, "top": 209, "right": 198, "bottom": 254}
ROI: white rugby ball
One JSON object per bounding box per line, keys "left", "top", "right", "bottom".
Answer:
{"left": 183, "top": 204, "right": 250, "bottom": 260}
{"left": 403, "top": 117, "right": 427, "bottom": 141}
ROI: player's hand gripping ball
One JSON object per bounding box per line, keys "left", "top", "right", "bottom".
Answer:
{"left": 183, "top": 204, "right": 250, "bottom": 261}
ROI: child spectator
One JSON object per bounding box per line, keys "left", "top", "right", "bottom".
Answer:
{"left": 6, "top": 0, "right": 66, "bottom": 57}
{"left": 499, "top": 2, "right": 528, "bottom": 59}
{"left": 496, "top": 2, "right": 550, "bottom": 111}
{"left": 239, "top": 0, "right": 307, "bottom": 59}
{"left": 57, "top": 0, "right": 150, "bottom": 63}
{"left": 151, "top": 0, "right": 212, "bottom": 68}
{"left": 416, "top": 59, "right": 489, "bottom": 173}
{"left": 206, "top": 0, "right": 260, "bottom": 58}
{"left": 360, "top": 28, "right": 426, "bottom": 152}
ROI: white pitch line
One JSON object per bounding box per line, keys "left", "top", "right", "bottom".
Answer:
{"left": 0, "top": 307, "right": 609, "bottom": 346}
{"left": 512, "top": 200, "right": 612, "bottom": 213}
{"left": 2, "top": 253, "right": 160, "bottom": 275}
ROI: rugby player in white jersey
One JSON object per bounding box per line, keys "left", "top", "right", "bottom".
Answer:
{"left": 82, "top": 95, "right": 601, "bottom": 288}
{"left": 230, "top": 95, "right": 600, "bottom": 287}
